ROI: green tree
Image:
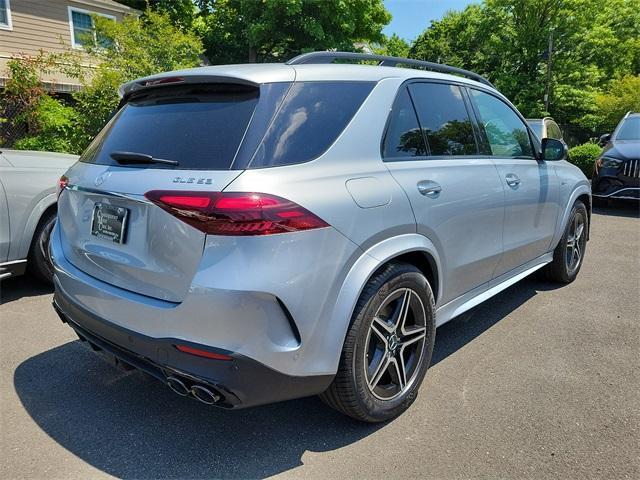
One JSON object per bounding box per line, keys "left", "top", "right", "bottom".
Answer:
{"left": 373, "top": 33, "right": 410, "bottom": 58}
{"left": 2, "top": 54, "right": 76, "bottom": 152}
{"left": 116, "top": 0, "right": 201, "bottom": 30}
{"left": 591, "top": 75, "right": 640, "bottom": 133}
{"left": 201, "top": 0, "right": 391, "bottom": 63}
{"left": 409, "top": 0, "right": 640, "bottom": 131}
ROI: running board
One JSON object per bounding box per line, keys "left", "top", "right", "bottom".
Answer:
{"left": 435, "top": 254, "right": 552, "bottom": 327}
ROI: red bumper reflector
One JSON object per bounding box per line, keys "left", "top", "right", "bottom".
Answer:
{"left": 175, "top": 344, "right": 233, "bottom": 361}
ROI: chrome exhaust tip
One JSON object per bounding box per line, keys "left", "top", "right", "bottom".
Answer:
{"left": 167, "top": 376, "right": 190, "bottom": 396}
{"left": 191, "top": 385, "right": 220, "bottom": 404}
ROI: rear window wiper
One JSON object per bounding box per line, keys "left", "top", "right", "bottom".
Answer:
{"left": 110, "top": 151, "right": 179, "bottom": 166}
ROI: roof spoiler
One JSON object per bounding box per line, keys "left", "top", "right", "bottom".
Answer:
{"left": 118, "top": 74, "right": 259, "bottom": 101}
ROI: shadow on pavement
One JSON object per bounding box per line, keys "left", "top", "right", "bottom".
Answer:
{"left": 0, "top": 275, "right": 53, "bottom": 305}
{"left": 13, "top": 276, "right": 559, "bottom": 479}
{"left": 592, "top": 201, "right": 640, "bottom": 218}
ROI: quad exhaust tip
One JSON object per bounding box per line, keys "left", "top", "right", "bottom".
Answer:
{"left": 191, "top": 384, "right": 221, "bottom": 404}
{"left": 167, "top": 376, "right": 190, "bottom": 396}
{"left": 166, "top": 376, "right": 221, "bottom": 404}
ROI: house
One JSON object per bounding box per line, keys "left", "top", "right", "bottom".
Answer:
{"left": 0, "top": 0, "right": 138, "bottom": 93}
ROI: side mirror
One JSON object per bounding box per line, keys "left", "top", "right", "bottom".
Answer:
{"left": 541, "top": 137, "right": 567, "bottom": 161}
{"left": 598, "top": 133, "right": 611, "bottom": 147}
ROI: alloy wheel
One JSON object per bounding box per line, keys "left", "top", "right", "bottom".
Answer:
{"left": 566, "top": 213, "right": 586, "bottom": 274}
{"left": 364, "top": 288, "right": 427, "bottom": 401}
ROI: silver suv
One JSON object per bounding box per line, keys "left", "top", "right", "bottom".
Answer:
{"left": 51, "top": 52, "right": 591, "bottom": 422}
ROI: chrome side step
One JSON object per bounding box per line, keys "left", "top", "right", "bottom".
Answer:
{"left": 436, "top": 253, "right": 553, "bottom": 326}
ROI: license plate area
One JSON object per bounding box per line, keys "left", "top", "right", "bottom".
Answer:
{"left": 91, "top": 203, "right": 129, "bottom": 244}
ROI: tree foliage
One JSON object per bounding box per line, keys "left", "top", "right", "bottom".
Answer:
{"left": 2, "top": 54, "right": 76, "bottom": 151}
{"left": 200, "top": 0, "right": 391, "bottom": 63}
{"left": 410, "top": 0, "right": 640, "bottom": 134}
{"left": 373, "top": 33, "right": 410, "bottom": 58}
{"left": 592, "top": 75, "right": 640, "bottom": 133}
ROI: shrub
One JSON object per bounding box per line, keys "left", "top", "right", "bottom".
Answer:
{"left": 568, "top": 142, "right": 601, "bottom": 178}
{"left": 12, "top": 96, "right": 76, "bottom": 153}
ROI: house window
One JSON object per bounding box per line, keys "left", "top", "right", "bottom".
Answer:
{"left": 68, "top": 7, "right": 115, "bottom": 48}
{"left": 0, "top": 0, "right": 12, "bottom": 30}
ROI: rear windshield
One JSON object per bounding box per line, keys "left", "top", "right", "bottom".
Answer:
{"left": 80, "top": 81, "right": 375, "bottom": 170}
{"left": 80, "top": 84, "right": 259, "bottom": 170}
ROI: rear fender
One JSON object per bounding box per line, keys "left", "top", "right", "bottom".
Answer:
{"left": 551, "top": 182, "right": 591, "bottom": 249}
{"left": 15, "top": 192, "right": 56, "bottom": 260}
{"left": 318, "top": 234, "right": 441, "bottom": 374}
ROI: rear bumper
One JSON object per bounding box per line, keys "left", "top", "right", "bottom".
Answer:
{"left": 53, "top": 282, "right": 333, "bottom": 408}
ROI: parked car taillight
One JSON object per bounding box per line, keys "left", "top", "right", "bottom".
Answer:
{"left": 144, "top": 191, "right": 329, "bottom": 236}
{"left": 57, "top": 175, "right": 69, "bottom": 198}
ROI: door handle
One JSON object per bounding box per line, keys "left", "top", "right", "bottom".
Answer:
{"left": 417, "top": 180, "right": 442, "bottom": 198}
{"left": 505, "top": 173, "right": 521, "bottom": 187}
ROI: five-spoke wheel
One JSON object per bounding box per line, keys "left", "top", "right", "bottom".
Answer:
{"left": 565, "top": 211, "right": 586, "bottom": 275}
{"left": 365, "top": 288, "right": 427, "bottom": 400}
{"left": 321, "top": 262, "right": 435, "bottom": 423}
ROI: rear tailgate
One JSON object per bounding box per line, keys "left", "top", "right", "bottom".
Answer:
{"left": 57, "top": 82, "right": 266, "bottom": 302}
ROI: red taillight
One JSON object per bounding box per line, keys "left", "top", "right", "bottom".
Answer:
{"left": 144, "top": 191, "right": 329, "bottom": 236}
{"left": 175, "top": 344, "right": 233, "bottom": 361}
{"left": 57, "top": 175, "right": 68, "bottom": 198}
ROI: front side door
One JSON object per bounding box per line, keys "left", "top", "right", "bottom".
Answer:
{"left": 467, "top": 88, "right": 561, "bottom": 277}
{"left": 383, "top": 82, "right": 505, "bottom": 305}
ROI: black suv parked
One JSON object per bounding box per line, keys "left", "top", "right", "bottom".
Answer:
{"left": 592, "top": 112, "right": 640, "bottom": 201}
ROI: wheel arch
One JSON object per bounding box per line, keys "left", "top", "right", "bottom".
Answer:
{"left": 321, "top": 234, "right": 442, "bottom": 375}
{"left": 551, "top": 183, "right": 591, "bottom": 250}
{"left": 576, "top": 193, "right": 591, "bottom": 240}
{"left": 19, "top": 194, "right": 57, "bottom": 260}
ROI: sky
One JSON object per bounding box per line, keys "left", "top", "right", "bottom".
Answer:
{"left": 383, "top": 0, "right": 479, "bottom": 42}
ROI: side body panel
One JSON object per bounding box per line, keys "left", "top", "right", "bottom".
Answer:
{"left": 492, "top": 159, "right": 561, "bottom": 276}
{"left": 386, "top": 159, "right": 505, "bottom": 304}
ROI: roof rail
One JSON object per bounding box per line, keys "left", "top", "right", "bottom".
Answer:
{"left": 286, "top": 51, "right": 495, "bottom": 88}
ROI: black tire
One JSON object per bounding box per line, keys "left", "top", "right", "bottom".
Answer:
{"left": 320, "top": 262, "right": 436, "bottom": 423}
{"left": 27, "top": 210, "right": 56, "bottom": 284}
{"left": 543, "top": 200, "right": 588, "bottom": 283}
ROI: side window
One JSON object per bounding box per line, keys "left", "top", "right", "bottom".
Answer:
{"left": 408, "top": 83, "right": 477, "bottom": 156}
{"left": 382, "top": 87, "right": 427, "bottom": 159}
{"left": 469, "top": 89, "right": 534, "bottom": 157}
{"left": 251, "top": 81, "right": 374, "bottom": 167}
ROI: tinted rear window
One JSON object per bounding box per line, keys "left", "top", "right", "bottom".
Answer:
{"left": 408, "top": 83, "right": 478, "bottom": 156}
{"left": 80, "top": 84, "right": 259, "bottom": 170}
{"left": 250, "top": 81, "right": 375, "bottom": 168}
{"left": 382, "top": 87, "right": 427, "bottom": 159}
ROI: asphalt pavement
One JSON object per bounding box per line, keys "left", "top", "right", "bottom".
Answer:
{"left": 1, "top": 203, "right": 638, "bottom": 479}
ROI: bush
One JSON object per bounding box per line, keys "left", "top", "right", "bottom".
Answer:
{"left": 568, "top": 142, "right": 601, "bottom": 178}
{"left": 12, "top": 96, "right": 76, "bottom": 153}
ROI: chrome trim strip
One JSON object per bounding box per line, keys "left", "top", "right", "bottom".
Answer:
{"left": 63, "top": 184, "right": 152, "bottom": 204}
{"left": 592, "top": 187, "right": 640, "bottom": 198}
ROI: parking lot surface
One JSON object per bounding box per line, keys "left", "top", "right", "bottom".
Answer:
{"left": 1, "top": 204, "right": 639, "bottom": 479}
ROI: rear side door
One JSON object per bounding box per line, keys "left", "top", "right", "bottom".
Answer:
{"left": 467, "top": 88, "right": 560, "bottom": 277}
{"left": 383, "top": 82, "right": 505, "bottom": 305}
